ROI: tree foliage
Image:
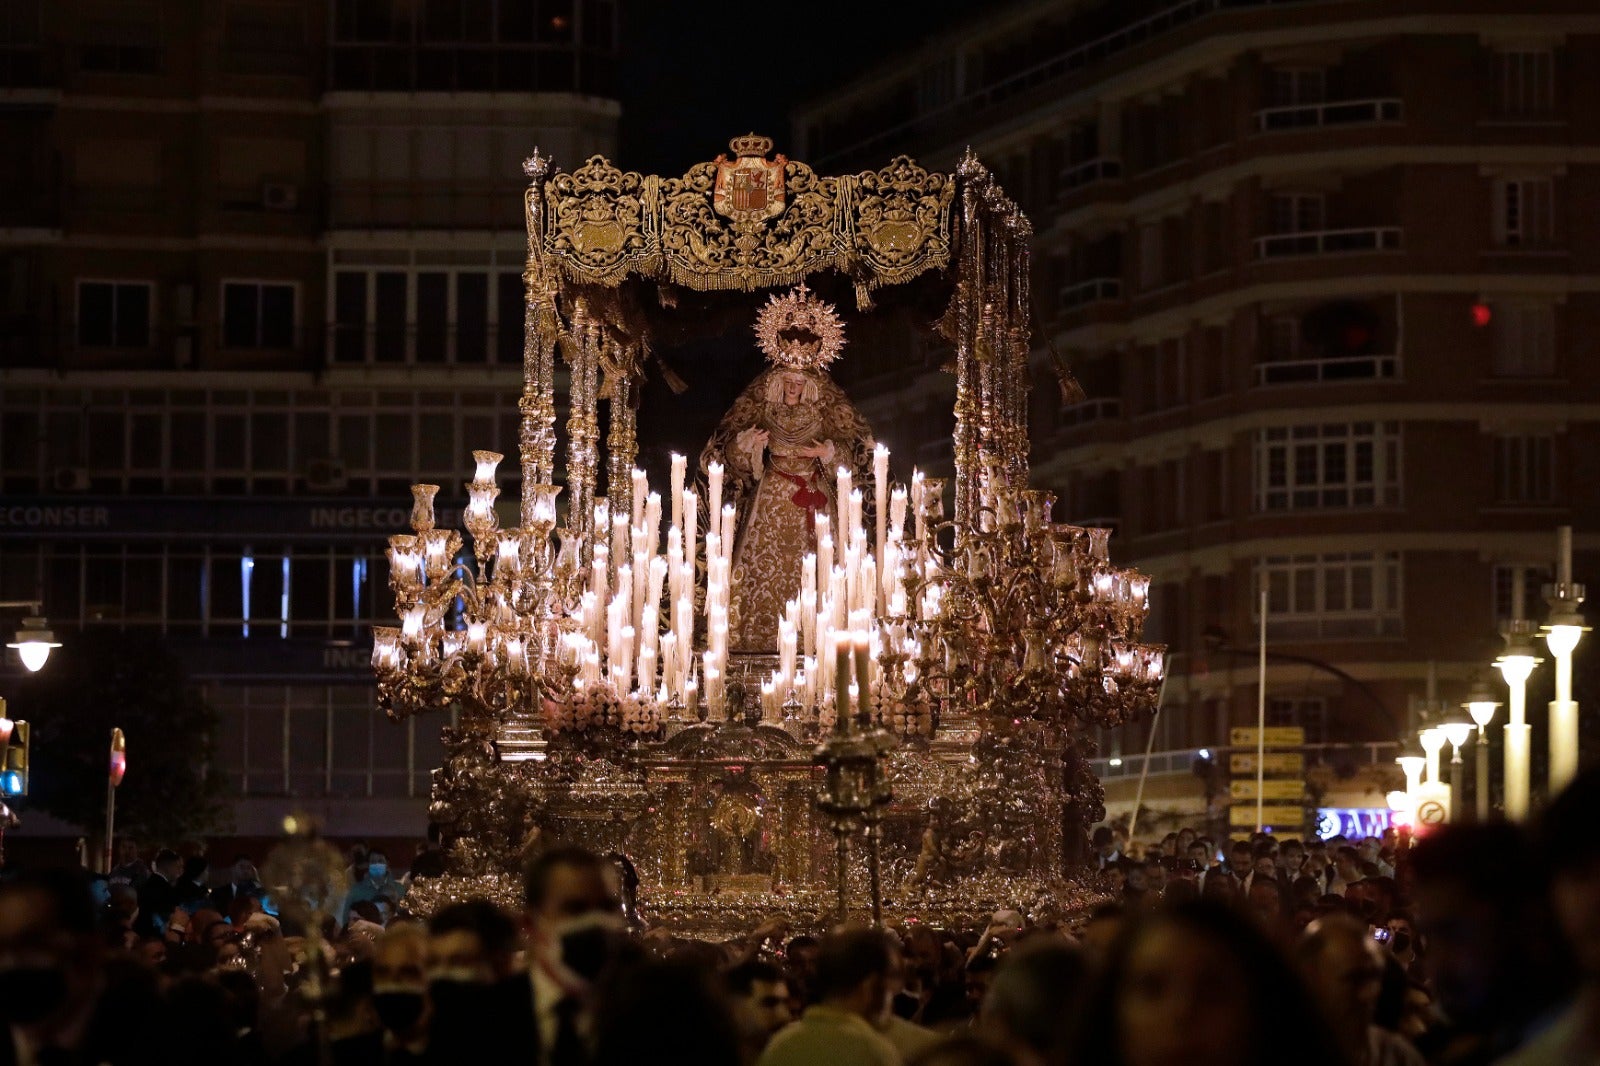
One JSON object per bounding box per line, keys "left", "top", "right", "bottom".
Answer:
{"left": 11, "top": 629, "right": 229, "bottom": 842}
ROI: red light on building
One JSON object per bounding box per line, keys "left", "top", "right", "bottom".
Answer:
{"left": 1471, "top": 302, "right": 1493, "bottom": 328}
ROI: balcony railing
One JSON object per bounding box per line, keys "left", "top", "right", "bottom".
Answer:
{"left": 813, "top": 0, "right": 1329, "bottom": 167}
{"left": 1254, "top": 353, "right": 1398, "bottom": 386}
{"left": 1255, "top": 97, "right": 1402, "bottom": 132}
{"left": 1059, "top": 156, "right": 1123, "bottom": 191}
{"left": 1058, "top": 277, "right": 1123, "bottom": 310}
{"left": 1254, "top": 227, "right": 1401, "bottom": 259}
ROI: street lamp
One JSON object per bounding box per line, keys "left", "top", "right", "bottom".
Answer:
{"left": 1438, "top": 711, "right": 1474, "bottom": 823}
{"left": 2, "top": 602, "right": 60, "bottom": 674}
{"left": 1463, "top": 677, "right": 1501, "bottom": 822}
{"left": 1542, "top": 526, "right": 1586, "bottom": 796}
{"left": 1393, "top": 738, "right": 1426, "bottom": 826}
{"left": 1496, "top": 569, "right": 1542, "bottom": 821}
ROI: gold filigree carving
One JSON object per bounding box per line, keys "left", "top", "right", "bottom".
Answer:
{"left": 544, "top": 155, "right": 650, "bottom": 285}
{"left": 540, "top": 139, "right": 955, "bottom": 294}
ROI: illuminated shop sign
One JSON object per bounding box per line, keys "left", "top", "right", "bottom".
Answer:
{"left": 1316, "top": 807, "right": 1392, "bottom": 840}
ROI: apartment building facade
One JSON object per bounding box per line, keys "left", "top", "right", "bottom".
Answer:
{"left": 0, "top": 0, "right": 618, "bottom": 838}
{"left": 796, "top": 0, "right": 1600, "bottom": 814}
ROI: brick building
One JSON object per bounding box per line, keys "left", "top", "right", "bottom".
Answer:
{"left": 0, "top": 0, "right": 619, "bottom": 841}
{"left": 796, "top": 0, "right": 1600, "bottom": 821}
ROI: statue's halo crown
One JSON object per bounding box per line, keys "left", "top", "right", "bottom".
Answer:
{"left": 754, "top": 283, "right": 847, "bottom": 371}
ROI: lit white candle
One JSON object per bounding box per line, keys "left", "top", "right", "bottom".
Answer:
{"left": 670, "top": 453, "right": 686, "bottom": 530}
{"left": 889, "top": 487, "right": 907, "bottom": 540}
{"left": 818, "top": 536, "right": 834, "bottom": 592}
{"left": 911, "top": 470, "right": 925, "bottom": 540}
{"left": 707, "top": 461, "right": 723, "bottom": 545}
{"left": 849, "top": 488, "right": 864, "bottom": 549}
{"left": 721, "top": 504, "right": 736, "bottom": 553}
{"left": 836, "top": 466, "right": 852, "bottom": 549}
{"left": 631, "top": 468, "right": 647, "bottom": 528}
{"left": 873, "top": 444, "right": 889, "bottom": 594}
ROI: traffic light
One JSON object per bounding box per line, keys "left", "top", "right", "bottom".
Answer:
{"left": 0, "top": 719, "right": 29, "bottom": 797}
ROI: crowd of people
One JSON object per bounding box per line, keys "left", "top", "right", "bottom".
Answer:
{"left": 0, "top": 764, "right": 1594, "bottom": 1066}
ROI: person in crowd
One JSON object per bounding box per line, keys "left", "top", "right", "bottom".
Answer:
{"left": 1091, "top": 825, "right": 1122, "bottom": 870}
{"left": 174, "top": 854, "right": 211, "bottom": 911}
{"left": 1072, "top": 897, "right": 1346, "bottom": 1066}
{"left": 880, "top": 935, "right": 939, "bottom": 1061}
{"left": 341, "top": 849, "right": 404, "bottom": 927}
{"left": 135, "top": 848, "right": 183, "bottom": 937}
{"left": 107, "top": 839, "right": 150, "bottom": 890}
{"left": 978, "top": 938, "right": 1087, "bottom": 1065}
{"left": 757, "top": 927, "right": 903, "bottom": 1066}
{"left": 370, "top": 923, "right": 430, "bottom": 1063}
{"left": 593, "top": 957, "right": 742, "bottom": 1066}
{"left": 1141, "top": 857, "right": 1169, "bottom": 899}
{"left": 408, "top": 825, "right": 448, "bottom": 882}
{"left": 783, "top": 934, "right": 820, "bottom": 1009}
{"left": 1279, "top": 837, "right": 1303, "bottom": 872}
{"left": 523, "top": 844, "right": 630, "bottom": 1066}
{"left": 210, "top": 854, "right": 263, "bottom": 914}
{"left": 1498, "top": 764, "right": 1600, "bottom": 1065}
{"left": 1411, "top": 823, "right": 1571, "bottom": 1065}
{"left": 425, "top": 897, "right": 535, "bottom": 1060}
{"left": 1298, "top": 914, "right": 1425, "bottom": 1066}
{"left": 1330, "top": 845, "right": 1365, "bottom": 897}
{"left": 726, "top": 959, "right": 793, "bottom": 1064}
{"left": 1079, "top": 901, "right": 1126, "bottom": 957}
{"left": 0, "top": 868, "right": 168, "bottom": 1064}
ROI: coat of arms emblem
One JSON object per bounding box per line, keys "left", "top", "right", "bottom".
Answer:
{"left": 713, "top": 133, "right": 786, "bottom": 224}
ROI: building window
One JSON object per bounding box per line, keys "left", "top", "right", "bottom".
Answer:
{"left": 1137, "top": 223, "right": 1163, "bottom": 290}
{"left": 1257, "top": 552, "right": 1404, "bottom": 639}
{"left": 76, "top": 281, "right": 152, "bottom": 347}
{"left": 1492, "top": 177, "right": 1554, "bottom": 247}
{"left": 1270, "top": 193, "right": 1324, "bottom": 235}
{"left": 1270, "top": 67, "right": 1325, "bottom": 107}
{"left": 1267, "top": 697, "right": 1327, "bottom": 745}
{"left": 1492, "top": 434, "right": 1555, "bottom": 504}
{"left": 1254, "top": 422, "right": 1401, "bottom": 511}
{"left": 1494, "top": 50, "right": 1555, "bottom": 118}
{"left": 1491, "top": 303, "right": 1556, "bottom": 377}
{"left": 222, "top": 281, "right": 296, "bottom": 348}
{"left": 1491, "top": 563, "right": 1551, "bottom": 625}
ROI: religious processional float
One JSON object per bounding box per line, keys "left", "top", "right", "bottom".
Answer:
{"left": 370, "top": 135, "right": 1164, "bottom": 935}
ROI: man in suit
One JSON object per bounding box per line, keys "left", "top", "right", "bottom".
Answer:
{"left": 522, "top": 846, "right": 628, "bottom": 1066}
{"left": 134, "top": 849, "right": 182, "bottom": 937}
{"left": 208, "top": 854, "right": 263, "bottom": 916}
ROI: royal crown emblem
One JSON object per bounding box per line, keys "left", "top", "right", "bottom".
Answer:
{"left": 713, "top": 133, "right": 787, "bottom": 224}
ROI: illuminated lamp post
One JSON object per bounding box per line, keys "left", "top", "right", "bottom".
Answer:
{"left": 1463, "top": 677, "right": 1501, "bottom": 821}
{"left": 1496, "top": 567, "right": 1542, "bottom": 821}
{"left": 1542, "top": 526, "right": 1586, "bottom": 796}
{"left": 1437, "top": 711, "right": 1475, "bottom": 824}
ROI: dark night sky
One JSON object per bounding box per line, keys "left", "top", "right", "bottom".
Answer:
{"left": 608, "top": 1, "right": 999, "bottom": 476}
{"left": 615, "top": 0, "right": 988, "bottom": 173}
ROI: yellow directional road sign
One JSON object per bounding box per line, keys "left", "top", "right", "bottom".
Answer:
{"left": 1230, "top": 726, "right": 1306, "bottom": 748}
{"left": 1229, "top": 779, "right": 1307, "bottom": 802}
{"left": 1230, "top": 752, "right": 1305, "bottom": 775}
{"left": 1229, "top": 804, "right": 1305, "bottom": 827}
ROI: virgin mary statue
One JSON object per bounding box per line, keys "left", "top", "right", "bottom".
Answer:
{"left": 700, "top": 285, "right": 875, "bottom": 653}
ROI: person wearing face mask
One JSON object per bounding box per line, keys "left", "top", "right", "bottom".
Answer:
{"left": 523, "top": 845, "right": 630, "bottom": 1066}
{"left": 756, "top": 927, "right": 903, "bottom": 1066}
{"left": 371, "top": 925, "right": 430, "bottom": 1065}
{"left": 340, "top": 850, "right": 405, "bottom": 928}
{"left": 425, "top": 899, "right": 536, "bottom": 1062}
{"left": 0, "top": 868, "right": 166, "bottom": 1066}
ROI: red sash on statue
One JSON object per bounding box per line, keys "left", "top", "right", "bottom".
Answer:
{"left": 775, "top": 468, "right": 828, "bottom": 521}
